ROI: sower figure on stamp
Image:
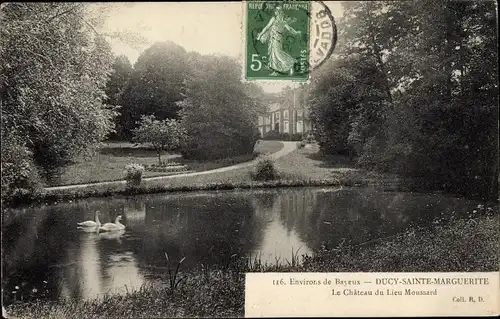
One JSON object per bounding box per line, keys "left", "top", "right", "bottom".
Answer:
{"left": 256, "top": 6, "right": 301, "bottom": 76}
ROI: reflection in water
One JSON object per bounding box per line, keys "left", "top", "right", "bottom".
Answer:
{"left": 99, "top": 229, "right": 126, "bottom": 242}
{"left": 2, "top": 187, "right": 483, "bottom": 305}
{"left": 123, "top": 200, "right": 146, "bottom": 226}
{"left": 250, "top": 190, "right": 313, "bottom": 262}
{"left": 126, "top": 193, "right": 265, "bottom": 271}
{"left": 67, "top": 233, "right": 102, "bottom": 300}
{"left": 99, "top": 250, "right": 144, "bottom": 297}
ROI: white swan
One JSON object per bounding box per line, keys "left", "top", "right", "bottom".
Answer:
{"left": 99, "top": 215, "right": 126, "bottom": 232}
{"left": 77, "top": 211, "right": 101, "bottom": 228}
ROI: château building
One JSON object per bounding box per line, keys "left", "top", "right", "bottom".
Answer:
{"left": 257, "top": 85, "right": 312, "bottom": 138}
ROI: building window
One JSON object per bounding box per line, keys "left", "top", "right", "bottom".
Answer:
{"left": 297, "top": 120, "right": 303, "bottom": 133}
{"left": 284, "top": 110, "right": 289, "bottom": 120}
{"left": 275, "top": 111, "right": 280, "bottom": 121}
{"left": 258, "top": 116, "right": 263, "bottom": 125}
{"left": 297, "top": 110, "right": 303, "bottom": 119}
{"left": 266, "top": 115, "right": 271, "bottom": 124}
{"left": 284, "top": 120, "right": 289, "bottom": 133}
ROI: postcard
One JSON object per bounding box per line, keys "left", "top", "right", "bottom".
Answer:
{"left": 1, "top": 1, "right": 498, "bottom": 318}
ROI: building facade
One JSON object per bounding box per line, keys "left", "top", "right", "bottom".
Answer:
{"left": 257, "top": 89, "right": 312, "bottom": 138}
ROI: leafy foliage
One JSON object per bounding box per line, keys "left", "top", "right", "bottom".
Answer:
{"left": 178, "top": 54, "right": 260, "bottom": 160}
{"left": 105, "top": 55, "right": 133, "bottom": 139}
{"left": 132, "top": 115, "right": 185, "bottom": 165}
{"left": 1, "top": 3, "right": 119, "bottom": 197}
{"left": 105, "top": 55, "right": 133, "bottom": 106}
{"left": 118, "top": 41, "right": 188, "bottom": 139}
{"left": 124, "top": 163, "right": 144, "bottom": 187}
{"left": 309, "top": 0, "right": 498, "bottom": 199}
{"left": 250, "top": 156, "right": 279, "bottom": 181}
{"left": 261, "top": 131, "right": 303, "bottom": 141}
{"left": 0, "top": 132, "right": 41, "bottom": 205}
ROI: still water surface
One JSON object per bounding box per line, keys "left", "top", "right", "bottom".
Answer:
{"left": 2, "top": 187, "right": 481, "bottom": 305}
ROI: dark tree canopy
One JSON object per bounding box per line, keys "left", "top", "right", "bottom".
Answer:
{"left": 178, "top": 54, "right": 260, "bottom": 160}
{"left": 1, "top": 3, "right": 118, "bottom": 194}
{"left": 105, "top": 55, "right": 133, "bottom": 139}
{"left": 118, "top": 41, "right": 188, "bottom": 139}
{"left": 309, "top": 0, "right": 498, "bottom": 200}
{"left": 105, "top": 55, "right": 133, "bottom": 106}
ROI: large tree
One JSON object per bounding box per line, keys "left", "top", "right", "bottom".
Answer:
{"left": 1, "top": 3, "right": 119, "bottom": 186}
{"left": 118, "top": 41, "right": 188, "bottom": 139}
{"left": 0, "top": 3, "right": 148, "bottom": 199}
{"left": 309, "top": 0, "right": 498, "bottom": 199}
{"left": 309, "top": 55, "right": 386, "bottom": 157}
{"left": 384, "top": 0, "right": 499, "bottom": 198}
{"left": 105, "top": 55, "right": 133, "bottom": 106}
{"left": 178, "top": 54, "right": 260, "bottom": 160}
{"left": 105, "top": 54, "right": 133, "bottom": 139}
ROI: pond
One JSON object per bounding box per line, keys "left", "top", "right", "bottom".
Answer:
{"left": 2, "top": 186, "right": 482, "bottom": 305}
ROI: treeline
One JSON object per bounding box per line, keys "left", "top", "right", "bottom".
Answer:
{"left": 1, "top": 3, "right": 264, "bottom": 204}
{"left": 106, "top": 44, "right": 265, "bottom": 160}
{"left": 309, "top": 1, "right": 498, "bottom": 200}
{"left": 1, "top": 3, "right": 118, "bottom": 202}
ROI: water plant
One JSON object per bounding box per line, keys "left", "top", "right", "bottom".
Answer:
{"left": 285, "top": 246, "right": 302, "bottom": 268}
{"left": 164, "top": 252, "right": 187, "bottom": 294}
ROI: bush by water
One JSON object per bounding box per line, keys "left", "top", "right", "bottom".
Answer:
{"left": 250, "top": 156, "right": 278, "bottom": 181}
{"left": 124, "top": 163, "right": 144, "bottom": 187}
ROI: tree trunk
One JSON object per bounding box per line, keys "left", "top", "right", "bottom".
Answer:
{"left": 444, "top": 2, "right": 454, "bottom": 100}
{"left": 157, "top": 150, "right": 161, "bottom": 165}
{"left": 366, "top": 7, "right": 393, "bottom": 106}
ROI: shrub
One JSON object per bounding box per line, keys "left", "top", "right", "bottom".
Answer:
{"left": 250, "top": 156, "right": 278, "bottom": 181}
{"left": 262, "top": 130, "right": 281, "bottom": 140}
{"left": 280, "top": 133, "right": 290, "bottom": 140}
{"left": 262, "top": 131, "right": 303, "bottom": 141}
{"left": 124, "top": 163, "right": 144, "bottom": 187}
{"left": 1, "top": 134, "right": 41, "bottom": 205}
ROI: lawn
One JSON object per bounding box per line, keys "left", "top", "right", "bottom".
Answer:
{"left": 143, "top": 145, "right": 370, "bottom": 188}
{"left": 51, "top": 140, "right": 284, "bottom": 186}
{"left": 15, "top": 144, "right": 372, "bottom": 208}
{"left": 274, "top": 144, "right": 390, "bottom": 182}
{"left": 132, "top": 143, "right": 373, "bottom": 191}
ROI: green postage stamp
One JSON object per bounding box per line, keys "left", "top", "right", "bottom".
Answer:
{"left": 245, "top": 1, "right": 310, "bottom": 80}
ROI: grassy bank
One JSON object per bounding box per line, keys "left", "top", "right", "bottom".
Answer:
{"left": 50, "top": 141, "right": 284, "bottom": 186}
{"left": 6, "top": 145, "right": 377, "bottom": 208}
{"left": 5, "top": 212, "right": 498, "bottom": 319}
{"left": 274, "top": 144, "right": 391, "bottom": 184}
{"left": 10, "top": 177, "right": 368, "bottom": 208}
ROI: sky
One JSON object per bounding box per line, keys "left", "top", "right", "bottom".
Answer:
{"left": 104, "top": 2, "right": 344, "bottom": 93}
